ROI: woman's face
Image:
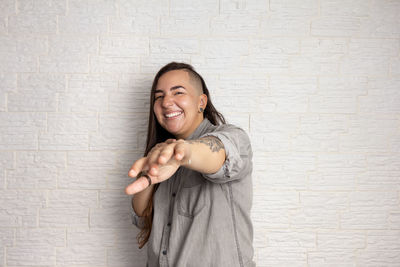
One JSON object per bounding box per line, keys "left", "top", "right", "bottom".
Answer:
{"left": 153, "top": 69, "right": 206, "bottom": 139}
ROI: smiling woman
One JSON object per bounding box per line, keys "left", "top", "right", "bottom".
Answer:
{"left": 126, "top": 62, "right": 255, "bottom": 267}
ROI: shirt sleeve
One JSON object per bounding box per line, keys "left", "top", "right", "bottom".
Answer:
{"left": 130, "top": 202, "right": 146, "bottom": 229}
{"left": 199, "top": 124, "right": 253, "bottom": 183}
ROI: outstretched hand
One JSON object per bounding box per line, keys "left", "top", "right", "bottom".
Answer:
{"left": 125, "top": 139, "right": 191, "bottom": 195}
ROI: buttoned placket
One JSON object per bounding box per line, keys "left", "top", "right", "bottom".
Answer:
{"left": 159, "top": 168, "right": 182, "bottom": 267}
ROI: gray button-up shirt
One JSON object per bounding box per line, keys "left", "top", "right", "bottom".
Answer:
{"left": 131, "top": 118, "right": 255, "bottom": 267}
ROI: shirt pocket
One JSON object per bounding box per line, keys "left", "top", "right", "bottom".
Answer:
{"left": 177, "top": 171, "right": 205, "bottom": 218}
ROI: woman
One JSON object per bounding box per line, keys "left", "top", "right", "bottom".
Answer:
{"left": 125, "top": 62, "right": 255, "bottom": 267}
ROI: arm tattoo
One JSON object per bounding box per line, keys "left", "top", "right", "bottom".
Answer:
{"left": 187, "top": 136, "right": 224, "bottom": 152}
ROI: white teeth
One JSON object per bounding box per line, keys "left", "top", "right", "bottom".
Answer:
{"left": 165, "top": 111, "right": 182, "bottom": 118}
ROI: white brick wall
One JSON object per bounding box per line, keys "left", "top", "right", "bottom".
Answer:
{"left": 0, "top": 0, "right": 399, "bottom": 266}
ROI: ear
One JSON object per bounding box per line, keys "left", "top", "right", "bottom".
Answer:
{"left": 199, "top": 94, "right": 208, "bottom": 109}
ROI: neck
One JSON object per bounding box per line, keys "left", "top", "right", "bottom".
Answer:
{"left": 175, "top": 115, "right": 204, "bottom": 140}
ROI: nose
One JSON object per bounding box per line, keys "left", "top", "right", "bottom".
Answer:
{"left": 161, "top": 94, "right": 173, "bottom": 108}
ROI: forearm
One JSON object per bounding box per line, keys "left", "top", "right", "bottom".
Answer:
{"left": 181, "top": 136, "right": 226, "bottom": 174}
{"left": 132, "top": 184, "right": 154, "bottom": 216}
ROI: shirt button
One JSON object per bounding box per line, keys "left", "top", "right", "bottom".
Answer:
{"left": 167, "top": 222, "right": 171, "bottom": 226}
{"left": 162, "top": 250, "right": 167, "bottom": 255}
{"left": 172, "top": 193, "right": 176, "bottom": 197}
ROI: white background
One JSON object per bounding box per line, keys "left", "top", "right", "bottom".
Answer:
{"left": 0, "top": 0, "right": 399, "bottom": 266}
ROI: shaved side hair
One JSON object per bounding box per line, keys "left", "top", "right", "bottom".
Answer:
{"left": 183, "top": 69, "right": 204, "bottom": 95}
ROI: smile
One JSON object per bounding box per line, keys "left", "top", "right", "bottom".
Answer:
{"left": 165, "top": 111, "right": 183, "bottom": 118}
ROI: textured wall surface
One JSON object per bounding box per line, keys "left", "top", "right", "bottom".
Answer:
{"left": 1, "top": 0, "right": 400, "bottom": 266}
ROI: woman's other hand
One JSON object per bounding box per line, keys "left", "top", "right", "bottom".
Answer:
{"left": 125, "top": 139, "right": 190, "bottom": 195}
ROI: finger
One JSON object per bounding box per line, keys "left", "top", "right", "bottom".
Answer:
{"left": 125, "top": 176, "right": 153, "bottom": 195}
{"left": 158, "top": 144, "right": 176, "bottom": 164}
{"left": 128, "top": 157, "right": 148, "bottom": 178}
{"left": 165, "top": 138, "right": 176, "bottom": 144}
{"left": 147, "top": 149, "right": 161, "bottom": 169}
{"left": 174, "top": 143, "right": 186, "bottom": 161}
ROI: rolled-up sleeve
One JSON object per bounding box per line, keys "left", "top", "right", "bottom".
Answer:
{"left": 130, "top": 203, "right": 146, "bottom": 229}
{"left": 200, "top": 124, "right": 252, "bottom": 183}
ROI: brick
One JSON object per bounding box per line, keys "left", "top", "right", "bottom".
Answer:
{"left": 90, "top": 113, "right": 147, "bottom": 150}
{"left": 150, "top": 38, "right": 199, "bottom": 54}
{"left": 47, "top": 113, "right": 98, "bottom": 133}
{"left": 357, "top": 249, "right": 400, "bottom": 266}
{"left": 270, "top": 75, "right": 317, "bottom": 95}
{"left": 90, "top": 55, "right": 140, "bottom": 74}
{"left": 300, "top": 192, "right": 348, "bottom": 210}
{"left": 389, "top": 211, "right": 400, "bottom": 229}
{"left": 220, "top": 0, "right": 269, "bottom": 15}
{"left": 67, "top": 228, "right": 115, "bottom": 247}
{"left": 366, "top": 230, "right": 400, "bottom": 250}
{"left": 17, "top": 0, "right": 66, "bottom": 15}
{"left": 56, "top": 247, "right": 106, "bottom": 266}
{"left": 0, "top": 73, "right": 16, "bottom": 92}
{"left": 202, "top": 38, "right": 249, "bottom": 58}
{"left": 359, "top": 78, "right": 400, "bottom": 113}
{"left": 317, "top": 230, "right": 365, "bottom": 249}
{"left": 340, "top": 114, "right": 398, "bottom": 152}
{"left": 311, "top": 17, "right": 361, "bottom": 37}
{"left": 8, "top": 91, "right": 57, "bottom": 111}
{"left": 0, "top": 0, "right": 16, "bottom": 16}
{"left": 18, "top": 73, "right": 65, "bottom": 92}
{"left": 320, "top": 0, "right": 369, "bottom": 16}
{"left": 48, "top": 190, "right": 98, "bottom": 209}
{"left": 118, "top": 73, "right": 153, "bottom": 93}
{"left": 109, "top": 92, "right": 149, "bottom": 113}
{"left": 100, "top": 36, "right": 149, "bottom": 57}
{"left": 0, "top": 112, "right": 46, "bottom": 132}
{"left": 270, "top": 0, "right": 318, "bottom": 17}
{"left": 107, "top": 246, "right": 147, "bottom": 267}
{"left": 58, "top": 92, "right": 108, "bottom": 112}
{"left": 7, "top": 167, "right": 58, "bottom": 189}
{"left": 90, "top": 207, "right": 132, "bottom": 228}
{"left": 170, "top": 0, "right": 218, "bottom": 16}
{"left": 254, "top": 246, "right": 306, "bottom": 267}
{"left": 358, "top": 0, "right": 400, "bottom": 38}
{"left": 309, "top": 153, "right": 365, "bottom": 190}
{"left": 210, "top": 14, "right": 260, "bottom": 36}
{"left": 39, "top": 133, "right": 89, "bottom": 150}
{"left": 48, "top": 35, "right": 98, "bottom": 56}
{"left": 267, "top": 230, "right": 316, "bottom": 249}
{"left": 0, "top": 228, "right": 13, "bottom": 247}
{"left": 7, "top": 246, "right": 56, "bottom": 266}
{"left": 0, "top": 132, "right": 38, "bottom": 150}
{"left": 0, "top": 54, "right": 37, "bottom": 72}
{"left": 59, "top": 14, "right": 108, "bottom": 34}
{"left": 16, "top": 151, "right": 65, "bottom": 169}
{"left": 99, "top": 190, "right": 132, "bottom": 209}
{"left": 67, "top": 151, "right": 117, "bottom": 170}
{"left": 8, "top": 13, "right": 56, "bottom": 33}
{"left": 118, "top": 0, "right": 168, "bottom": 16}
{"left": 290, "top": 207, "right": 339, "bottom": 229}
{"left": 308, "top": 250, "right": 356, "bottom": 267}
{"left": 341, "top": 208, "right": 388, "bottom": 229}
{"left": 68, "top": 73, "right": 119, "bottom": 93}
{"left": 15, "top": 228, "right": 65, "bottom": 247}
{"left": 111, "top": 16, "right": 159, "bottom": 35}
{"left": 259, "top": 15, "right": 311, "bottom": 37}
{"left": 250, "top": 114, "right": 299, "bottom": 152}
{"left": 160, "top": 16, "right": 209, "bottom": 36}
{"left": 251, "top": 202, "right": 290, "bottom": 228}
{"left": 58, "top": 169, "right": 108, "bottom": 190}
{"left": 40, "top": 207, "right": 89, "bottom": 227}
{"left": 0, "top": 35, "right": 47, "bottom": 56}
{"left": 68, "top": 0, "right": 116, "bottom": 16}
{"left": 358, "top": 154, "right": 400, "bottom": 190}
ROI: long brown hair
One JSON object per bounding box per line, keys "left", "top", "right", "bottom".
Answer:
{"left": 136, "top": 62, "right": 225, "bottom": 248}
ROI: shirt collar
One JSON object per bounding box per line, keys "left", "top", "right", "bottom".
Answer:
{"left": 186, "top": 118, "right": 212, "bottom": 140}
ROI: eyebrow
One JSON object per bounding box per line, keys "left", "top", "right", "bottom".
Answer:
{"left": 155, "top": 85, "right": 186, "bottom": 94}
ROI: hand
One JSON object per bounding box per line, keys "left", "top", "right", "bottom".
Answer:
{"left": 125, "top": 139, "right": 191, "bottom": 195}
